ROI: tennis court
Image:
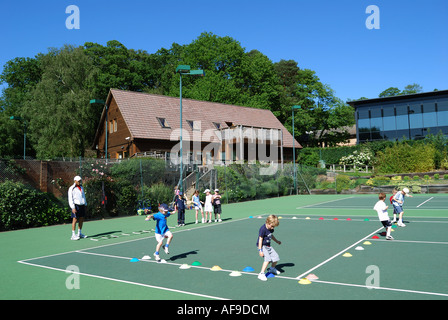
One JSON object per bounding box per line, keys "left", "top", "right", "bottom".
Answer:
{"left": 4, "top": 194, "right": 448, "bottom": 300}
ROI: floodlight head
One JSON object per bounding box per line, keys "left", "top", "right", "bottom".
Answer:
{"left": 189, "top": 70, "right": 205, "bottom": 76}
{"left": 176, "top": 65, "right": 191, "bottom": 73}
{"left": 90, "top": 99, "right": 105, "bottom": 104}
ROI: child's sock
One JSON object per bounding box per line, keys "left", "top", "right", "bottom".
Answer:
{"left": 155, "top": 251, "right": 159, "bottom": 255}
{"left": 386, "top": 227, "right": 391, "bottom": 237}
{"left": 78, "top": 229, "right": 82, "bottom": 235}
{"left": 165, "top": 244, "right": 169, "bottom": 248}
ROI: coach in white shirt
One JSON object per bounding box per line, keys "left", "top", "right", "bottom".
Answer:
{"left": 68, "top": 176, "right": 88, "bottom": 240}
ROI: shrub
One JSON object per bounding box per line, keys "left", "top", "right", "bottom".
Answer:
{"left": 434, "top": 174, "right": 439, "bottom": 180}
{"left": 375, "top": 142, "right": 435, "bottom": 173}
{"left": 143, "top": 182, "right": 173, "bottom": 210}
{"left": 339, "top": 149, "right": 373, "bottom": 167}
{"left": 0, "top": 180, "right": 69, "bottom": 231}
{"left": 335, "top": 175, "right": 351, "bottom": 193}
{"left": 413, "top": 176, "right": 420, "bottom": 181}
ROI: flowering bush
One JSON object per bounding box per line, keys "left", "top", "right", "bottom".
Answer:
{"left": 339, "top": 149, "right": 373, "bottom": 167}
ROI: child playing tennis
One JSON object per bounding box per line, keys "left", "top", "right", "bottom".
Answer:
{"left": 212, "top": 189, "right": 222, "bottom": 222}
{"left": 204, "top": 189, "right": 213, "bottom": 223}
{"left": 374, "top": 193, "right": 394, "bottom": 240}
{"left": 392, "top": 187, "right": 413, "bottom": 227}
{"left": 390, "top": 188, "right": 398, "bottom": 223}
{"left": 257, "top": 215, "right": 282, "bottom": 281}
{"left": 145, "top": 203, "right": 174, "bottom": 261}
{"left": 192, "top": 190, "right": 204, "bottom": 224}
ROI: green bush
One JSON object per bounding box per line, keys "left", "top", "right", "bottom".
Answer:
{"left": 375, "top": 142, "right": 436, "bottom": 173}
{"left": 143, "top": 182, "right": 173, "bottom": 210}
{"left": 335, "top": 175, "right": 351, "bottom": 193}
{"left": 0, "top": 180, "right": 69, "bottom": 231}
{"left": 434, "top": 174, "right": 439, "bottom": 180}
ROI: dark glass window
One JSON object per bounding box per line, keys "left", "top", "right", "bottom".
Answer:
{"left": 422, "top": 102, "right": 438, "bottom": 128}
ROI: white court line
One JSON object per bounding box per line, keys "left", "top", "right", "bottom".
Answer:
{"left": 311, "top": 279, "right": 448, "bottom": 297}
{"left": 295, "top": 226, "right": 384, "bottom": 280}
{"left": 417, "top": 197, "right": 434, "bottom": 208}
{"left": 371, "top": 239, "right": 448, "bottom": 245}
{"left": 17, "top": 259, "right": 229, "bottom": 300}
{"left": 296, "top": 196, "right": 355, "bottom": 209}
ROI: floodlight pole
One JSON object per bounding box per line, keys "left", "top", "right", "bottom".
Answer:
{"left": 176, "top": 65, "right": 205, "bottom": 193}
{"left": 292, "top": 105, "right": 301, "bottom": 195}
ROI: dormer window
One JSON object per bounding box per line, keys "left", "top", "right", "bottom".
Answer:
{"left": 157, "top": 117, "right": 170, "bottom": 128}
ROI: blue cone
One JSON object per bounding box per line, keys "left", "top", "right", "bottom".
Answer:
{"left": 130, "top": 258, "right": 139, "bottom": 262}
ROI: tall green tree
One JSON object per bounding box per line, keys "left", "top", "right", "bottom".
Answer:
{"left": 23, "top": 45, "right": 99, "bottom": 158}
{"left": 84, "top": 40, "right": 155, "bottom": 100}
{"left": 0, "top": 56, "right": 42, "bottom": 157}
{"left": 273, "top": 60, "right": 354, "bottom": 147}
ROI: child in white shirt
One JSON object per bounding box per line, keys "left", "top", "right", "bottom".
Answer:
{"left": 373, "top": 192, "right": 394, "bottom": 240}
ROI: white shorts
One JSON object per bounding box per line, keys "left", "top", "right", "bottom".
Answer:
{"left": 194, "top": 203, "right": 202, "bottom": 210}
{"left": 204, "top": 203, "right": 213, "bottom": 212}
{"left": 155, "top": 231, "right": 172, "bottom": 243}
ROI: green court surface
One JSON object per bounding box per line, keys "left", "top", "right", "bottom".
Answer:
{"left": 1, "top": 194, "right": 448, "bottom": 300}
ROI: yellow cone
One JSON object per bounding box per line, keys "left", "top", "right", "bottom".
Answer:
{"left": 298, "top": 278, "right": 312, "bottom": 285}
{"left": 210, "top": 265, "right": 222, "bottom": 271}
{"left": 342, "top": 252, "right": 352, "bottom": 257}
{"left": 363, "top": 241, "right": 372, "bottom": 245}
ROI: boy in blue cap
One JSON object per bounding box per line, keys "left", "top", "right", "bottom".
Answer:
{"left": 175, "top": 191, "right": 186, "bottom": 226}
{"left": 145, "top": 204, "right": 174, "bottom": 261}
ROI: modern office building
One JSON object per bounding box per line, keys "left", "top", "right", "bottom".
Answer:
{"left": 348, "top": 90, "right": 448, "bottom": 143}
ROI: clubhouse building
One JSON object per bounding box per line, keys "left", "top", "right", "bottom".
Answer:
{"left": 92, "top": 89, "right": 300, "bottom": 165}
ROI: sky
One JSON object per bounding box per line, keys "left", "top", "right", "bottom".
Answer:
{"left": 0, "top": 0, "right": 447, "bottom": 102}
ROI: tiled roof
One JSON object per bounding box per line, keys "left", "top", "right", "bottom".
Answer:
{"left": 106, "top": 89, "right": 300, "bottom": 148}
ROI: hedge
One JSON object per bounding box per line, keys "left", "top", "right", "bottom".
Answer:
{"left": 0, "top": 180, "right": 69, "bottom": 231}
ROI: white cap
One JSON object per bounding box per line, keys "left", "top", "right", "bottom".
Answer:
{"left": 74, "top": 176, "right": 82, "bottom": 181}
{"left": 402, "top": 187, "right": 410, "bottom": 194}
{"left": 203, "top": 189, "right": 210, "bottom": 193}
{"left": 214, "top": 189, "right": 219, "bottom": 192}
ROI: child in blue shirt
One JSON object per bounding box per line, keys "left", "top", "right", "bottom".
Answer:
{"left": 192, "top": 190, "right": 204, "bottom": 224}
{"left": 145, "top": 203, "right": 174, "bottom": 261}
{"left": 392, "top": 187, "right": 412, "bottom": 227}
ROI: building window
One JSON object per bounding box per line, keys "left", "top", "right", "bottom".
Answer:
{"left": 114, "top": 119, "right": 118, "bottom": 132}
{"left": 213, "top": 122, "right": 221, "bottom": 129}
{"left": 186, "top": 120, "right": 200, "bottom": 131}
{"left": 157, "top": 117, "right": 170, "bottom": 128}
